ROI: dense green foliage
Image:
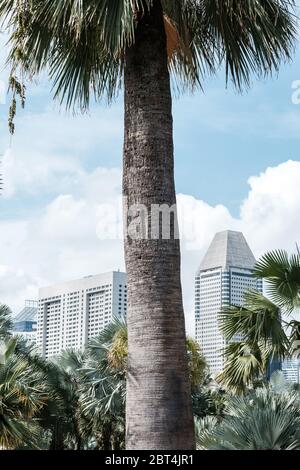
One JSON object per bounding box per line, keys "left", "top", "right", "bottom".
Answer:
{"left": 218, "top": 248, "right": 300, "bottom": 394}
{"left": 0, "top": 310, "right": 209, "bottom": 449}
{"left": 1, "top": 246, "right": 300, "bottom": 450}
{"left": 196, "top": 374, "right": 300, "bottom": 450}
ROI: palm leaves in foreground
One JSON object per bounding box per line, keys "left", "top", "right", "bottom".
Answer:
{"left": 79, "top": 317, "right": 128, "bottom": 450}
{"left": 0, "top": 337, "right": 46, "bottom": 449}
{"left": 218, "top": 289, "right": 289, "bottom": 393}
{"left": 197, "top": 384, "right": 300, "bottom": 450}
{"left": 0, "top": 304, "right": 13, "bottom": 338}
{"left": 1, "top": 314, "right": 207, "bottom": 450}
{"left": 254, "top": 249, "right": 300, "bottom": 312}
{"left": 80, "top": 317, "right": 208, "bottom": 449}
{"left": 218, "top": 247, "right": 300, "bottom": 393}
{"left": 0, "top": 1, "right": 297, "bottom": 116}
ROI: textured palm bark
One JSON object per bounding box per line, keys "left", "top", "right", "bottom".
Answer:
{"left": 123, "top": 0, "right": 195, "bottom": 450}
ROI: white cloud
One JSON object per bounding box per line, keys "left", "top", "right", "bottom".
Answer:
{"left": 1, "top": 155, "right": 300, "bottom": 337}
{"left": 0, "top": 166, "right": 124, "bottom": 316}
{"left": 179, "top": 160, "right": 300, "bottom": 334}
{"left": 241, "top": 160, "right": 300, "bottom": 253}
{"left": 1, "top": 103, "right": 123, "bottom": 199}
{"left": 177, "top": 195, "right": 239, "bottom": 252}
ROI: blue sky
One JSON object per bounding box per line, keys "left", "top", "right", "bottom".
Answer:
{"left": 0, "top": 41, "right": 300, "bottom": 333}
{"left": 173, "top": 52, "right": 300, "bottom": 214}
{"left": 2, "top": 50, "right": 300, "bottom": 216}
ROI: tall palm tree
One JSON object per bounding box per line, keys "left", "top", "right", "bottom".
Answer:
{"left": 0, "top": 0, "right": 297, "bottom": 449}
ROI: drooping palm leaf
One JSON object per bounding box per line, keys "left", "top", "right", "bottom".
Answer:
{"left": 254, "top": 249, "right": 300, "bottom": 312}
{"left": 219, "top": 289, "right": 289, "bottom": 360}
{"left": 0, "top": 0, "right": 297, "bottom": 112}
{"left": 197, "top": 0, "right": 297, "bottom": 89}
{"left": 217, "top": 341, "right": 264, "bottom": 394}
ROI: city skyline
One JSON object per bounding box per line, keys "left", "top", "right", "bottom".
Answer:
{"left": 6, "top": 216, "right": 297, "bottom": 338}
{"left": 10, "top": 232, "right": 300, "bottom": 384}
{"left": 0, "top": 33, "right": 300, "bottom": 335}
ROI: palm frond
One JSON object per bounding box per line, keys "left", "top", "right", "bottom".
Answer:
{"left": 0, "top": 0, "right": 297, "bottom": 112}
{"left": 219, "top": 290, "right": 289, "bottom": 360}
{"left": 208, "top": 387, "right": 300, "bottom": 450}
{"left": 0, "top": 304, "right": 13, "bottom": 338}
{"left": 217, "top": 341, "right": 264, "bottom": 394}
{"left": 198, "top": 0, "right": 297, "bottom": 90}
{"left": 0, "top": 339, "right": 46, "bottom": 449}
{"left": 254, "top": 249, "right": 300, "bottom": 312}
{"left": 194, "top": 415, "right": 218, "bottom": 450}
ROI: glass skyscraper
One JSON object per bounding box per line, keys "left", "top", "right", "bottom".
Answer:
{"left": 195, "top": 230, "right": 263, "bottom": 374}
{"left": 13, "top": 300, "right": 38, "bottom": 342}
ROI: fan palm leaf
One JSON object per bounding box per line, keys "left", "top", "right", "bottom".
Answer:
{"left": 254, "top": 249, "right": 300, "bottom": 312}
{"left": 0, "top": 0, "right": 296, "bottom": 110}
{"left": 219, "top": 289, "right": 289, "bottom": 360}
{"left": 217, "top": 341, "right": 264, "bottom": 394}
{"left": 203, "top": 387, "right": 300, "bottom": 450}
{"left": 0, "top": 338, "right": 46, "bottom": 449}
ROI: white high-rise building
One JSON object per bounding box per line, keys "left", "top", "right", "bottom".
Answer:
{"left": 195, "top": 231, "right": 262, "bottom": 374}
{"left": 37, "top": 271, "right": 127, "bottom": 358}
{"left": 282, "top": 358, "right": 300, "bottom": 383}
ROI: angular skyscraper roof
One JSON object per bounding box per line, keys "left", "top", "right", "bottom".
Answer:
{"left": 14, "top": 300, "right": 38, "bottom": 322}
{"left": 199, "top": 230, "right": 256, "bottom": 272}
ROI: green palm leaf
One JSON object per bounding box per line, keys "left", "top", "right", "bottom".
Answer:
{"left": 201, "top": 387, "right": 300, "bottom": 450}
{"left": 0, "top": 0, "right": 297, "bottom": 112}
{"left": 254, "top": 249, "right": 300, "bottom": 312}
{"left": 0, "top": 304, "right": 13, "bottom": 338}
{"left": 0, "top": 338, "right": 46, "bottom": 449}
{"left": 217, "top": 341, "right": 264, "bottom": 394}
{"left": 219, "top": 290, "right": 289, "bottom": 360}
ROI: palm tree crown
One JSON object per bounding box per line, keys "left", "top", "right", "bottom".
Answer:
{"left": 0, "top": 0, "right": 296, "bottom": 112}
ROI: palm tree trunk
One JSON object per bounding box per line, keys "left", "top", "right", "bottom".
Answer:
{"left": 123, "top": 0, "right": 195, "bottom": 450}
